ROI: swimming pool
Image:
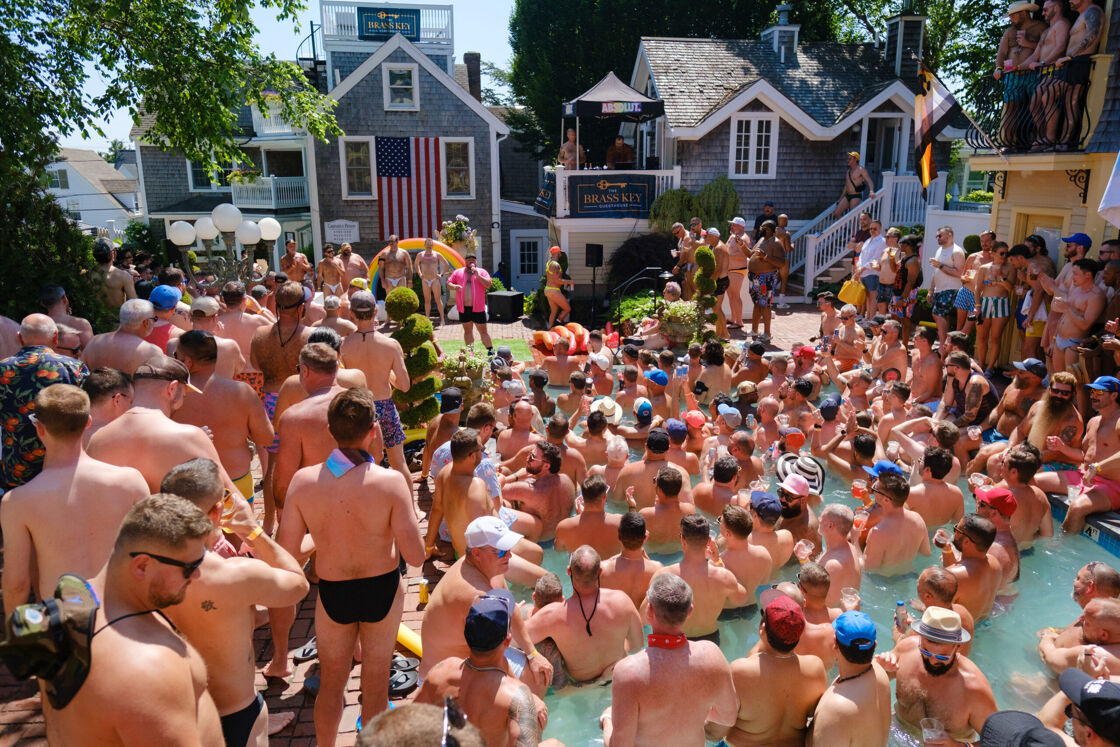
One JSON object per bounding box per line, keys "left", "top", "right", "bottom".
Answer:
{"left": 524, "top": 382, "right": 1106, "bottom": 745}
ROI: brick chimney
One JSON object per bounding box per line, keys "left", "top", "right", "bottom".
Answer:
{"left": 884, "top": 13, "right": 926, "bottom": 82}
{"left": 464, "top": 52, "right": 482, "bottom": 102}
{"left": 760, "top": 3, "right": 799, "bottom": 65}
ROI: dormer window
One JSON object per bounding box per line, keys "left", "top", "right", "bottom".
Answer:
{"left": 383, "top": 64, "right": 419, "bottom": 111}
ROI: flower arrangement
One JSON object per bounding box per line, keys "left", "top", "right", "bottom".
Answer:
{"left": 662, "top": 299, "right": 700, "bottom": 326}
{"left": 228, "top": 168, "right": 261, "bottom": 184}
{"left": 439, "top": 214, "right": 478, "bottom": 250}
{"left": 437, "top": 344, "right": 493, "bottom": 410}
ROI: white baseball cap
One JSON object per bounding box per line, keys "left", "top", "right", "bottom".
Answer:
{"left": 706, "top": 227, "right": 721, "bottom": 237}
{"left": 464, "top": 516, "right": 523, "bottom": 552}
{"left": 589, "top": 353, "right": 612, "bottom": 371}
{"left": 730, "top": 217, "right": 747, "bottom": 228}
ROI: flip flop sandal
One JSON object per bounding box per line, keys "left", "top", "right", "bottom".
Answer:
{"left": 392, "top": 654, "right": 420, "bottom": 672}
{"left": 389, "top": 669, "right": 419, "bottom": 697}
{"left": 293, "top": 638, "right": 318, "bottom": 663}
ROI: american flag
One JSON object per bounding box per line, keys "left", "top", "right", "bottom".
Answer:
{"left": 376, "top": 136, "right": 442, "bottom": 240}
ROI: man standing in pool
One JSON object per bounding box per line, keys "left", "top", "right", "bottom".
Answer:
{"left": 276, "top": 387, "right": 425, "bottom": 746}
{"left": 1041, "top": 561, "right": 1120, "bottom": 648}
{"left": 807, "top": 611, "right": 892, "bottom": 747}
{"left": 878, "top": 607, "right": 996, "bottom": 744}
{"left": 600, "top": 573, "right": 738, "bottom": 746}
{"left": 525, "top": 545, "right": 644, "bottom": 690}
{"left": 939, "top": 513, "right": 1003, "bottom": 621}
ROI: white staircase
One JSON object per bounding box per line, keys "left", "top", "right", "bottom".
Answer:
{"left": 783, "top": 172, "right": 945, "bottom": 302}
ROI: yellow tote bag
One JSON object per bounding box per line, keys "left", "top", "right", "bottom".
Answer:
{"left": 837, "top": 278, "right": 867, "bottom": 307}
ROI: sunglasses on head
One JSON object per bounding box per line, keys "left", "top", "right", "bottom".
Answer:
{"left": 129, "top": 549, "right": 206, "bottom": 578}
{"left": 442, "top": 696, "right": 468, "bottom": 747}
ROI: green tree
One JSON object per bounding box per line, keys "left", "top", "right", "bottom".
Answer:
{"left": 1, "top": 0, "right": 341, "bottom": 328}
{"left": 508, "top": 0, "right": 843, "bottom": 159}
{"left": 99, "top": 139, "right": 129, "bottom": 164}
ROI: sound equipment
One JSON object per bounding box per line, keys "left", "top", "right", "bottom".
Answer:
{"left": 585, "top": 243, "right": 604, "bottom": 268}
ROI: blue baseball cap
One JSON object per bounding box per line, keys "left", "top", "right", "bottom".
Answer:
{"left": 149, "top": 284, "right": 182, "bottom": 311}
{"left": 1061, "top": 232, "right": 1092, "bottom": 249}
{"left": 863, "top": 459, "right": 904, "bottom": 478}
{"left": 717, "top": 403, "right": 742, "bottom": 428}
{"left": 464, "top": 588, "right": 514, "bottom": 651}
{"left": 643, "top": 369, "right": 669, "bottom": 387}
{"left": 1012, "top": 358, "right": 1048, "bottom": 379}
{"left": 1087, "top": 376, "right": 1120, "bottom": 393}
{"left": 665, "top": 418, "right": 688, "bottom": 440}
{"left": 634, "top": 397, "right": 653, "bottom": 420}
{"left": 819, "top": 392, "right": 842, "bottom": 421}
{"left": 751, "top": 491, "right": 782, "bottom": 522}
{"left": 833, "top": 610, "right": 877, "bottom": 650}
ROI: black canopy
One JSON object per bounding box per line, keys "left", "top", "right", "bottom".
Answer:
{"left": 562, "top": 71, "right": 664, "bottom": 122}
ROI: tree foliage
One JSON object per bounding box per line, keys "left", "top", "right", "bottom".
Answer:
{"left": 508, "top": 0, "right": 844, "bottom": 159}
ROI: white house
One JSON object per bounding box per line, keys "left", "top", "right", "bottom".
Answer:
{"left": 47, "top": 148, "right": 142, "bottom": 234}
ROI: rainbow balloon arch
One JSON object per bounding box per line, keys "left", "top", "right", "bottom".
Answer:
{"left": 367, "top": 237, "right": 467, "bottom": 290}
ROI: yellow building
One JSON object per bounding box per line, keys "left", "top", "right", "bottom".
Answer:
{"left": 970, "top": 0, "right": 1118, "bottom": 257}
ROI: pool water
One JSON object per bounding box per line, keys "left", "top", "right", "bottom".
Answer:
{"left": 519, "top": 380, "right": 1106, "bottom": 746}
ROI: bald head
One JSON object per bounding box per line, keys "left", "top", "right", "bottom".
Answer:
{"left": 19, "top": 313, "right": 57, "bottom": 346}
{"left": 919, "top": 566, "right": 959, "bottom": 605}
{"left": 569, "top": 545, "right": 601, "bottom": 588}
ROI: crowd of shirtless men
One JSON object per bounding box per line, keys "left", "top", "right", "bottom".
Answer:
{"left": 2, "top": 225, "right": 1120, "bottom": 746}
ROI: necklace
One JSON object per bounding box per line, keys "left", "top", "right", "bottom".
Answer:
{"left": 275, "top": 321, "right": 301, "bottom": 348}
{"left": 464, "top": 658, "right": 506, "bottom": 674}
{"left": 577, "top": 587, "right": 600, "bottom": 637}
{"left": 834, "top": 665, "right": 873, "bottom": 685}
{"left": 762, "top": 650, "right": 797, "bottom": 659}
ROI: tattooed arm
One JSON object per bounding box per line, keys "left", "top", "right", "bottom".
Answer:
{"left": 507, "top": 683, "right": 544, "bottom": 747}
{"left": 955, "top": 378, "right": 984, "bottom": 427}
{"left": 1067, "top": 6, "right": 1103, "bottom": 58}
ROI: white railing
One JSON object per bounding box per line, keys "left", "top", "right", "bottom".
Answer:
{"left": 793, "top": 171, "right": 946, "bottom": 295}
{"left": 321, "top": 2, "right": 453, "bottom": 43}
{"left": 553, "top": 166, "right": 682, "bottom": 218}
{"left": 251, "top": 104, "right": 302, "bottom": 137}
{"left": 231, "top": 176, "right": 310, "bottom": 209}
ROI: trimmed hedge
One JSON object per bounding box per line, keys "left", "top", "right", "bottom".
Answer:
{"left": 386, "top": 286, "right": 420, "bottom": 322}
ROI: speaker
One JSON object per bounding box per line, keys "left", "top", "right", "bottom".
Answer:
{"left": 646, "top": 156, "right": 660, "bottom": 169}
{"left": 585, "top": 243, "right": 604, "bottom": 268}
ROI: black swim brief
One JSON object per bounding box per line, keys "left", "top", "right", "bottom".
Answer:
{"left": 714, "top": 276, "right": 730, "bottom": 297}
{"left": 1061, "top": 55, "right": 1092, "bottom": 85}
{"left": 687, "top": 629, "right": 721, "bottom": 646}
{"left": 220, "top": 692, "right": 264, "bottom": 747}
{"left": 318, "top": 567, "right": 402, "bottom": 625}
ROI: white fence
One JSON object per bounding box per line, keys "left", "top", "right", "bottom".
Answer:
{"left": 553, "top": 166, "right": 682, "bottom": 218}
{"left": 231, "top": 176, "right": 310, "bottom": 209}
{"left": 321, "top": 1, "right": 453, "bottom": 41}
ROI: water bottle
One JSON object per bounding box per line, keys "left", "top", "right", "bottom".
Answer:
{"left": 894, "top": 600, "right": 906, "bottom": 633}
{"left": 677, "top": 364, "right": 688, "bottom": 377}
{"left": 745, "top": 414, "right": 757, "bottom": 433}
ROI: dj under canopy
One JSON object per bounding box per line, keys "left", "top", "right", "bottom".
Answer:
{"left": 562, "top": 71, "right": 664, "bottom": 122}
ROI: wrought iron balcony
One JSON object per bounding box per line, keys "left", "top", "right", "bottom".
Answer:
{"left": 964, "top": 64, "right": 1094, "bottom": 153}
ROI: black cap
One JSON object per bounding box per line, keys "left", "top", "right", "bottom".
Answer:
{"left": 464, "top": 589, "right": 514, "bottom": 652}
{"left": 870, "top": 314, "right": 886, "bottom": 326}
{"left": 749, "top": 342, "right": 766, "bottom": 356}
{"left": 1060, "top": 668, "right": 1120, "bottom": 744}
{"left": 980, "top": 711, "right": 1064, "bottom": 746}
{"left": 646, "top": 428, "right": 670, "bottom": 454}
{"left": 622, "top": 344, "right": 639, "bottom": 359}
{"left": 440, "top": 387, "right": 463, "bottom": 414}
{"left": 528, "top": 369, "right": 548, "bottom": 386}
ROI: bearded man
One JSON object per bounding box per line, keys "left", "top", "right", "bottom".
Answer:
{"left": 999, "top": 370, "right": 1083, "bottom": 478}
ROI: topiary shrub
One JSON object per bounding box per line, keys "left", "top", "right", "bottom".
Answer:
{"left": 384, "top": 286, "right": 439, "bottom": 429}
{"left": 962, "top": 234, "right": 982, "bottom": 254}
{"left": 385, "top": 286, "right": 419, "bottom": 321}
{"left": 691, "top": 245, "right": 717, "bottom": 342}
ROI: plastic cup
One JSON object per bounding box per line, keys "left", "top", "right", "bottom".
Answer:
{"left": 840, "top": 587, "right": 860, "bottom": 611}
{"left": 851, "top": 479, "right": 869, "bottom": 504}
{"left": 886, "top": 440, "right": 901, "bottom": 460}
{"left": 968, "top": 473, "right": 986, "bottom": 491}
{"left": 967, "top": 426, "right": 982, "bottom": 442}
{"left": 777, "top": 414, "right": 790, "bottom": 428}
{"left": 920, "top": 717, "right": 948, "bottom": 744}
{"left": 1067, "top": 484, "right": 1081, "bottom": 502}
{"left": 794, "top": 539, "right": 814, "bottom": 563}
{"left": 853, "top": 509, "right": 869, "bottom": 530}
{"left": 933, "top": 528, "right": 951, "bottom": 549}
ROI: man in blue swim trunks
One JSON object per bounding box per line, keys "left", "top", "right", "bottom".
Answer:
{"left": 928, "top": 226, "right": 967, "bottom": 347}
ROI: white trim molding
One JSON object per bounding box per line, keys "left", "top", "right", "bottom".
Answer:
{"left": 338, "top": 136, "right": 377, "bottom": 200}
{"left": 439, "top": 137, "right": 475, "bottom": 200}
{"left": 382, "top": 62, "right": 420, "bottom": 111}
{"left": 728, "top": 113, "right": 778, "bottom": 180}
{"left": 330, "top": 33, "right": 509, "bottom": 135}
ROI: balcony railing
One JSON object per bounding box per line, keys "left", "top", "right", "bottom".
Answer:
{"left": 553, "top": 166, "right": 682, "bottom": 218}
{"left": 231, "top": 176, "right": 310, "bottom": 210}
{"left": 251, "top": 104, "right": 302, "bottom": 137}
{"left": 964, "top": 64, "right": 1093, "bottom": 153}
{"left": 320, "top": 2, "right": 453, "bottom": 44}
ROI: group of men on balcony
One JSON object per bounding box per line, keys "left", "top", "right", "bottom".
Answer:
{"left": 994, "top": 0, "right": 1103, "bottom": 152}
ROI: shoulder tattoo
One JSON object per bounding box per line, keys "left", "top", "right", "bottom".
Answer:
{"left": 1059, "top": 424, "right": 1077, "bottom": 443}
{"left": 509, "top": 683, "right": 541, "bottom": 747}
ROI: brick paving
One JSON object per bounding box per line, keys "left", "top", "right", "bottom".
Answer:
{"left": 0, "top": 305, "right": 822, "bottom": 745}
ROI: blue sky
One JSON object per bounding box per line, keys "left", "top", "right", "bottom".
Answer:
{"left": 59, "top": 0, "right": 516, "bottom": 152}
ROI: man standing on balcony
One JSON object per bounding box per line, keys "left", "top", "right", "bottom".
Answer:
{"left": 995, "top": 1, "right": 1047, "bottom": 148}
{"left": 605, "top": 135, "right": 634, "bottom": 169}
{"left": 1031, "top": 0, "right": 1101, "bottom": 150}
{"left": 280, "top": 239, "right": 314, "bottom": 288}
{"left": 834, "top": 152, "right": 874, "bottom": 219}
{"left": 929, "top": 226, "right": 967, "bottom": 348}
{"left": 1025, "top": 0, "right": 1071, "bottom": 145}
{"left": 558, "top": 128, "right": 585, "bottom": 171}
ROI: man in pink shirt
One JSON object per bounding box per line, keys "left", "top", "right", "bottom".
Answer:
{"left": 447, "top": 252, "right": 493, "bottom": 352}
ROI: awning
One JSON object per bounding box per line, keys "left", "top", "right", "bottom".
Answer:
{"left": 562, "top": 71, "right": 664, "bottom": 122}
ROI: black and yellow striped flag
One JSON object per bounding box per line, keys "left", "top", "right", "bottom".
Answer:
{"left": 914, "top": 65, "right": 962, "bottom": 199}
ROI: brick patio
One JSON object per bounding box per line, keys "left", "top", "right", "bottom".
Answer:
{"left": 0, "top": 305, "right": 823, "bottom": 745}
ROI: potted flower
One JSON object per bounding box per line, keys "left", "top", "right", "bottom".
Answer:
{"left": 661, "top": 299, "right": 700, "bottom": 347}
{"left": 439, "top": 214, "right": 478, "bottom": 252}
{"left": 437, "top": 344, "right": 492, "bottom": 411}
{"left": 228, "top": 168, "right": 261, "bottom": 184}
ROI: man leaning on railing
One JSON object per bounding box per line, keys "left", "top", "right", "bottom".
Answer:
{"left": 994, "top": 1, "right": 1047, "bottom": 150}
{"left": 1026, "top": 0, "right": 1101, "bottom": 152}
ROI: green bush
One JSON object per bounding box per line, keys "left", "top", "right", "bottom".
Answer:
{"left": 399, "top": 396, "right": 439, "bottom": 428}
{"left": 648, "top": 188, "right": 702, "bottom": 234}
{"left": 391, "top": 314, "right": 434, "bottom": 350}
{"left": 696, "top": 273, "right": 716, "bottom": 295}
{"left": 696, "top": 176, "right": 739, "bottom": 228}
{"left": 385, "top": 286, "right": 419, "bottom": 322}
{"left": 963, "top": 190, "right": 994, "bottom": 203}
{"left": 405, "top": 343, "right": 438, "bottom": 380}
{"left": 611, "top": 292, "right": 657, "bottom": 322}
{"left": 694, "top": 245, "right": 715, "bottom": 274}
{"left": 392, "top": 373, "right": 441, "bottom": 406}
{"left": 489, "top": 276, "right": 506, "bottom": 292}
{"left": 962, "top": 234, "right": 981, "bottom": 254}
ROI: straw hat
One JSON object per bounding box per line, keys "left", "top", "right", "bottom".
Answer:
{"left": 591, "top": 396, "right": 624, "bottom": 425}
{"left": 910, "top": 606, "right": 971, "bottom": 644}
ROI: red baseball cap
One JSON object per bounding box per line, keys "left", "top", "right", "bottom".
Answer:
{"left": 683, "top": 410, "right": 706, "bottom": 429}
{"left": 763, "top": 595, "right": 805, "bottom": 647}
{"left": 550, "top": 245, "right": 562, "bottom": 254}
{"left": 795, "top": 346, "right": 816, "bottom": 359}
{"left": 976, "top": 486, "right": 1018, "bottom": 518}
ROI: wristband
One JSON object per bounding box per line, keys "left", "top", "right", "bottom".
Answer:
{"left": 246, "top": 526, "right": 263, "bottom": 542}
{"left": 526, "top": 648, "right": 539, "bottom": 660}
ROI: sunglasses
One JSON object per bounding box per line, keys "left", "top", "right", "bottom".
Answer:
{"left": 129, "top": 549, "right": 206, "bottom": 578}
{"left": 1050, "top": 387, "right": 1073, "bottom": 396}
{"left": 919, "top": 646, "right": 953, "bottom": 662}
{"left": 442, "top": 696, "right": 468, "bottom": 747}
{"left": 841, "top": 315, "right": 855, "bottom": 320}
{"left": 952, "top": 526, "right": 977, "bottom": 545}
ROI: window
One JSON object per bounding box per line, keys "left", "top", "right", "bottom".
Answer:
{"left": 48, "top": 169, "right": 69, "bottom": 189}
{"left": 519, "top": 238, "right": 540, "bottom": 277}
{"left": 64, "top": 199, "right": 81, "bottom": 220}
{"left": 383, "top": 64, "right": 419, "bottom": 111}
{"left": 339, "top": 137, "right": 376, "bottom": 199}
{"left": 187, "top": 160, "right": 232, "bottom": 191}
{"left": 440, "top": 138, "right": 474, "bottom": 199}
{"left": 728, "top": 114, "right": 778, "bottom": 179}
